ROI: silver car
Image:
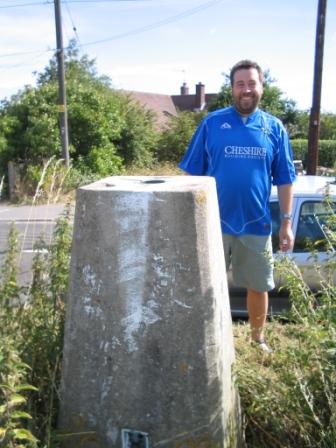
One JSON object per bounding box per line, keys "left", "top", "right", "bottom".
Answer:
{"left": 229, "top": 175, "right": 336, "bottom": 317}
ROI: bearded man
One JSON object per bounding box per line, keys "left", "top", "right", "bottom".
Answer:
{"left": 179, "top": 60, "right": 296, "bottom": 353}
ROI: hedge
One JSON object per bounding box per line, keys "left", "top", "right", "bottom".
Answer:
{"left": 290, "top": 139, "right": 336, "bottom": 168}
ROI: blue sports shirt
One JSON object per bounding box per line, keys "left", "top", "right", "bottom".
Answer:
{"left": 179, "top": 106, "right": 296, "bottom": 236}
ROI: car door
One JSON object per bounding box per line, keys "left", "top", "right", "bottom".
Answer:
{"left": 230, "top": 192, "right": 335, "bottom": 316}
{"left": 271, "top": 196, "right": 336, "bottom": 290}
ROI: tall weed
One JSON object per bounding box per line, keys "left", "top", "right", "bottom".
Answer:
{"left": 10, "top": 158, "right": 71, "bottom": 205}
{"left": 0, "top": 206, "right": 72, "bottom": 447}
{"left": 0, "top": 225, "right": 38, "bottom": 447}
{"left": 0, "top": 338, "right": 38, "bottom": 448}
{"left": 234, "top": 216, "right": 336, "bottom": 447}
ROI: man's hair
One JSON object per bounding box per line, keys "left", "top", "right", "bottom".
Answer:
{"left": 230, "top": 60, "right": 264, "bottom": 86}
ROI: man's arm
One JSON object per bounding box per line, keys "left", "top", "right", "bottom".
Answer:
{"left": 277, "top": 184, "right": 294, "bottom": 252}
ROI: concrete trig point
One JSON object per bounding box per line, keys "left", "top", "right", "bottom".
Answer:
{"left": 59, "top": 176, "right": 242, "bottom": 447}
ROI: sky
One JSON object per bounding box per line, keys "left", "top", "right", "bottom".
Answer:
{"left": 0, "top": 0, "right": 335, "bottom": 113}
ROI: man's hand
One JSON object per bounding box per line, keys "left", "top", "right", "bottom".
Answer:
{"left": 279, "top": 220, "right": 294, "bottom": 252}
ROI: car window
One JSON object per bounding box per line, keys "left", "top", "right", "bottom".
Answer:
{"left": 294, "top": 200, "right": 336, "bottom": 252}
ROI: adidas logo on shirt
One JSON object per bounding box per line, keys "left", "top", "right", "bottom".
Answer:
{"left": 220, "top": 122, "right": 232, "bottom": 129}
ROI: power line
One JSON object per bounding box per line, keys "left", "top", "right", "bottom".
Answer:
{"left": 0, "top": 2, "right": 52, "bottom": 8}
{"left": 0, "top": 0, "right": 153, "bottom": 9}
{"left": 63, "top": 0, "right": 156, "bottom": 2}
{"left": 64, "top": 0, "right": 81, "bottom": 45}
{"left": 78, "top": 0, "right": 225, "bottom": 48}
{"left": 0, "top": 49, "right": 54, "bottom": 59}
{"left": 0, "top": 52, "right": 48, "bottom": 71}
{"left": 0, "top": 0, "right": 224, "bottom": 60}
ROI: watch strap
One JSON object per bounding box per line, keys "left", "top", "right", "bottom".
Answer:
{"left": 281, "top": 212, "right": 292, "bottom": 220}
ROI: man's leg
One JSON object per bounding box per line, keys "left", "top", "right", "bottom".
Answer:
{"left": 247, "top": 288, "right": 268, "bottom": 341}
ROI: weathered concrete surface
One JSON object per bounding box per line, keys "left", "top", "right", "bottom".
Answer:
{"left": 59, "top": 176, "right": 242, "bottom": 447}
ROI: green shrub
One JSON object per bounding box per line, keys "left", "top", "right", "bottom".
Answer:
{"left": 291, "top": 139, "right": 336, "bottom": 169}
{"left": 62, "top": 164, "right": 98, "bottom": 190}
{"left": 84, "top": 144, "right": 124, "bottom": 177}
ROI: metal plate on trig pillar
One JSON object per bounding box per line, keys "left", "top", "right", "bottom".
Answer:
{"left": 121, "top": 429, "right": 149, "bottom": 448}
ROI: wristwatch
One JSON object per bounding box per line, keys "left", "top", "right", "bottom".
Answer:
{"left": 281, "top": 212, "right": 292, "bottom": 221}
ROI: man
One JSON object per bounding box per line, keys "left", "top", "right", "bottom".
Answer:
{"left": 179, "top": 60, "right": 296, "bottom": 353}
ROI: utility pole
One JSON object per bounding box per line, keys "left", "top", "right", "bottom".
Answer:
{"left": 54, "top": 0, "right": 70, "bottom": 167}
{"left": 306, "top": 0, "right": 327, "bottom": 175}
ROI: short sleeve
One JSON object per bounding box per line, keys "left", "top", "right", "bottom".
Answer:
{"left": 178, "top": 119, "right": 208, "bottom": 175}
{"left": 271, "top": 125, "right": 296, "bottom": 185}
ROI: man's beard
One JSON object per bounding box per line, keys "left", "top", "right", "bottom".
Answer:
{"left": 234, "top": 93, "right": 260, "bottom": 115}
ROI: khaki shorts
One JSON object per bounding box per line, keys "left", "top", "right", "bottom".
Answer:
{"left": 223, "top": 233, "right": 275, "bottom": 292}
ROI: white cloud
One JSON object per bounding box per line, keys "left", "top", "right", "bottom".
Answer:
{"left": 0, "top": 16, "right": 54, "bottom": 52}
{"left": 97, "top": 61, "right": 190, "bottom": 92}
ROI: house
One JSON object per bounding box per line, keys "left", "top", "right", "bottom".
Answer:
{"left": 124, "top": 82, "right": 218, "bottom": 129}
{"left": 172, "top": 82, "right": 217, "bottom": 113}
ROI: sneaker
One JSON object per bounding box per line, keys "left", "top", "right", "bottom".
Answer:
{"left": 252, "top": 339, "right": 273, "bottom": 354}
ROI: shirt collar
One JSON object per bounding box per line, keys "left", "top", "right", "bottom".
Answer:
{"left": 232, "top": 106, "right": 260, "bottom": 122}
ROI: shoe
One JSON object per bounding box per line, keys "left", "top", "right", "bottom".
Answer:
{"left": 252, "top": 339, "right": 273, "bottom": 354}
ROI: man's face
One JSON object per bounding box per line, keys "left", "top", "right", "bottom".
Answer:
{"left": 232, "top": 68, "right": 263, "bottom": 115}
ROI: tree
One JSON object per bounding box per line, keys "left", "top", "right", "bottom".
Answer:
{"left": 319, "top": 113, "right": 336, "bottom": 140}
{"left": 284, "top": 110, "right": 336, "bottom": 140}
{"left": 0, "top": 84, "right": 60, "bottom": 164}
{"left": 117, "top": 95, "right": 159, "bottom": 167}
{"left": 156, "top": 111, "right": 205, "bottom": 163}
{"left": 0, "top": 40, "right": 158, "bottom": 177}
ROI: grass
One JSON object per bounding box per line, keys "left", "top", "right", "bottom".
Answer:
{"left": 234, "top": 319, "right": 336, "bottom": 447}
{"left": 122, "top": 161, "right": 182, "bottom": 176}
{"left": 1, "top": 160, "right": 335, "bottom": 447}
{"left": 9, "top": 160, "right": 182, "bottom": 205}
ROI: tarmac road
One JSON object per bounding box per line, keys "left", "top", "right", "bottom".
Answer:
{"left": 0, "top": 202, "right": 71, "bottom": 286}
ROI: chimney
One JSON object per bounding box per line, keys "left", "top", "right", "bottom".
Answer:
{"left": 195, "top": 82, "right": 205, "bottom": 109}
{"left": 180, "top": 82, "right": 189, "bottom": 95}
